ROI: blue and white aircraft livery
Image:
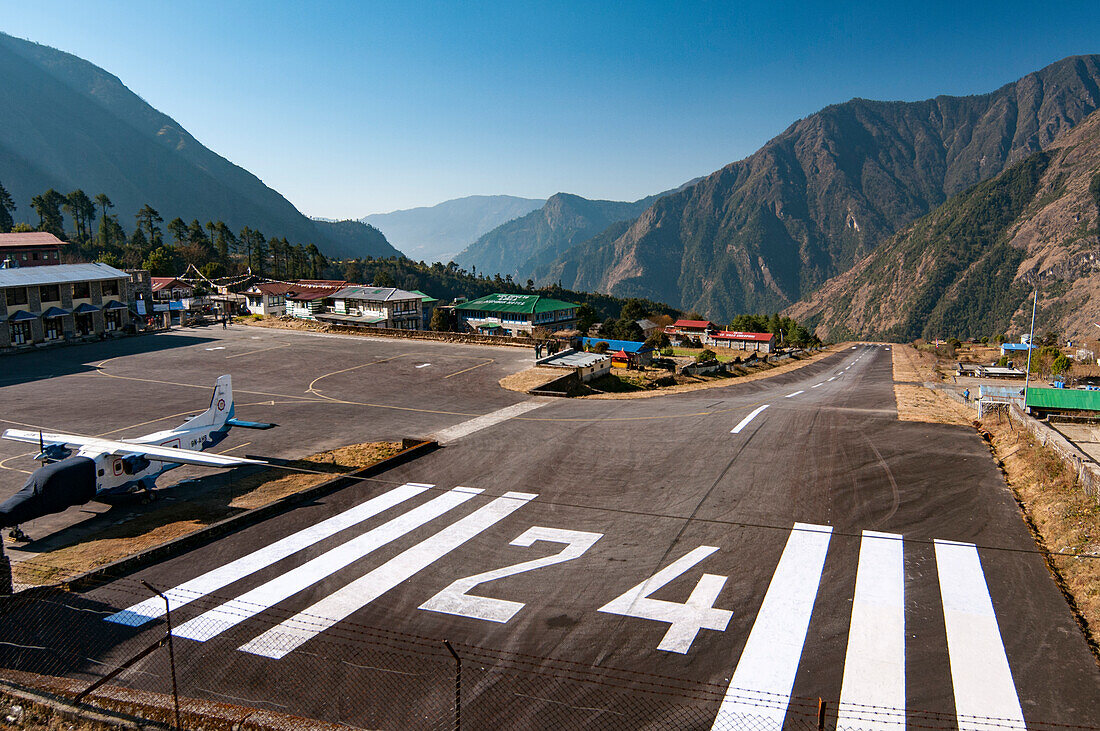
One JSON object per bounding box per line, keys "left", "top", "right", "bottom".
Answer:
{"left": 0, "top": 375, "right": 272, "bottom": 537}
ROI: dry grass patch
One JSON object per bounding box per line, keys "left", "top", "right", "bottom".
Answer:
{"left": 892, "top": 344, "right": 941, "bottom": 383}
{"left": 983, "top": 414, "right": 1100, "bottom": 654}
{"left": 893, "top": 384, "right": 973, "bottom": 425}
{"left": 12, "top": 441, "right": 401, "bottom": 585}
{"left": 499, "top": 367, "right": 565, "bottom": 393}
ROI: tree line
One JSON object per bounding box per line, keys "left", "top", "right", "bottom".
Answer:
{"left": 0, "top": 181, "right": 329, "bottom": 279}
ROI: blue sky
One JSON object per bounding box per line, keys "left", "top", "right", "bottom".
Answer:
{"left": 4, "top": 1, "right": 1099, "bottom": 217}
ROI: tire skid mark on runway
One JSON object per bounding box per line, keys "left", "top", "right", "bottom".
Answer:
{"left": 861, "top": 431, "right": 901, "bottom": 528}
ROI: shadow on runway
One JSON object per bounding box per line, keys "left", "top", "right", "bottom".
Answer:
{"left": 0, "top": 333, "right": 218, "bottom": 388}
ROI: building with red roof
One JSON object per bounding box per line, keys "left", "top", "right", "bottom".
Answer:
{"left": 0, "top": 232, "right": 65, "bottom": 267}
{"left": 706, "top": 330, "right": 775, "bottom": 353}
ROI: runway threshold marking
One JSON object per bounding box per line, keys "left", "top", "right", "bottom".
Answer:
{"left": 934, "top": 540, "right": 1026, "bottom": 730}
{"left": 711, "top": 523, "right": 832, "bottom": 729}
{"left": 434, "top": 400, "right": 548, "bottom": 443}
{"left": 730, "top": 405, "right": 769, "bottom": 434}
{"left": 837, "top": 531, "right": 905, "bottom": 730}
{"left": 784, "top": 390, "right": 804, "bottom": 398}
{"left": 174, "top": 486, "right": 483, "bottom": 641}
{"left": 106, "top": 482, "right": 432, "bottom": 626}
{"left": 239, "top": 491, "right": 538, "bottom": 659}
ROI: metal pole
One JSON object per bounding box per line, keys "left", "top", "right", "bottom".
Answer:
{"left": 1023, "top": 289, "right": 1038, "bottom": 412}
{"left": 443, "top": 640, "right": 461, "bottom": 731}
{"left": 142, "top": 581, "right": 181, "bottom": 731}
{"left": 817, "top": 698, "right": 827, "bottom": 730}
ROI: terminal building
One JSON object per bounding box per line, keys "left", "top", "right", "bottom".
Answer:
{"left": 0, "top": 262, "right": 133, "bottom": 350}
{"left": 455, "top": 293, "right": 579, "bottom": 337}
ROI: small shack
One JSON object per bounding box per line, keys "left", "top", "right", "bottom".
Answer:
{"left": 582, "top": 337, "right": 654, "bottom": 367}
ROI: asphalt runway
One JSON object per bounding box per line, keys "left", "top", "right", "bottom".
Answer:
{"left": 0, "top": 326, "right": 533, "bottom": 543}
{"left": 2, "top": 338, "right": 1099, "bottom": 729}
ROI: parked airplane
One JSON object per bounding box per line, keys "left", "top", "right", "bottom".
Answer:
{"left": 0, "top": 375, "right": 273, "bottom": 539}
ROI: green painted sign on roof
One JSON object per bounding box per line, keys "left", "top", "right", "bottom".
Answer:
{"left": 1025, "top": 387, "right": 1100, "bottom": 411}
{"left": 456, "top": 293, "right": 579, "bottom": 314}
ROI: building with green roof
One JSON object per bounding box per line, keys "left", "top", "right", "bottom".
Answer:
{"left": 454, "top": 293, "right": 579, "bottom": 337}
{"left": 1025, "top": 386, "right": 1100, "bottom": 414}
{"left": 409, "top": 289, "right": 439, "bottom": 329}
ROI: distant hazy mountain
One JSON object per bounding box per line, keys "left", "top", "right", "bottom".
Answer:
{"left": 361, "top": 195, "right": 544, "bottom": 263}
{"left": 541, "top": 55, "right": 1100, "bottom": 321}
{"left": 786, "top": 108, "right": 1100, "bottom": 342}
{"left": 454, "top": 192, "right": 666, "bottom": 279}
{"left": 0, "top": 31, "right": 400, "bottom": 260}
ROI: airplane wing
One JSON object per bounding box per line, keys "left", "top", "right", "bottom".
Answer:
{"left": 1, "top": 429, "right": 266, "bottom": 468}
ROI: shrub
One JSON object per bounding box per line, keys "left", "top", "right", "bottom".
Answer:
{"left": 696, "top": 349, "right": 717, "bottom": 363}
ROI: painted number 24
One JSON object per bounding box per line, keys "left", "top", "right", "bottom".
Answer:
{"left": 419, "top": 528, "right": 731, "bottom": 653}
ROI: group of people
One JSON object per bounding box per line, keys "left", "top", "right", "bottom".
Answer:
{"left": 534, "top": 340, "right": 562, "bottom": 359}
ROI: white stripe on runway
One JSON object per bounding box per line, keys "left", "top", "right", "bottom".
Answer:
{"left": 173, "top": 486, "right": 483, "bottom": 641}
{"left": 784, "top": 390, "right": 804, "bottom": 398}
{"left": 935, "top": 540, "right": 1026, "bottom": 730}
{"left": 811, "top": 382, "right": 824, "bottom": 388}
{"left": 731, "top": 405, "right": 769, "bottom": 434}
{"left": 837, "top": 531, "right": 906, "bottom": 730}
{"left": 240, "top": 491, "right": 538, "bottom": 659}
{"left": 827, "top": 376, "right": 837, "bottom": 381}
{"left": 432, "top": 400, "right": 547, "bottom": 444}
{"left": 711, "top": 523, "right": 833, "bottom": 730}
{"left": 106, "top": 482, "right": 431, "bottom": 626}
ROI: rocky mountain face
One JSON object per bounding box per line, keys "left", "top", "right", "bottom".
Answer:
{"left": 0, "top": 32, "right": 400, "bottom": 260}
{"left": 539, "top": 55, "right": 1100, "bottom": 321}
{"left": 786, "top": 108, "right": 1100, "bottom": 341}
{"left": 454, "top": 192, "right": 663, "bottom": 279}
{"left": 361, "top": 195, "right": 545, "bottom": 263}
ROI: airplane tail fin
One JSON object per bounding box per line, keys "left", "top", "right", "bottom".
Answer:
{"left": 182, "top": 375, "right": 234, "bottom": 430}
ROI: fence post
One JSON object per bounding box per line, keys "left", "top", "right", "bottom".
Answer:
{"left": 817, "top": 698, "right": 827, "bottom": 730}
{"left": 443, "top": 640, "right": 461, "bottom": 731}
{"left": 142, "top": 581, "right": 181, "bottom": 730}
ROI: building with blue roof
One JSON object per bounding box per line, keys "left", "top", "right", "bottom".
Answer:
{"left": 582, "top": 337, "right": 654, "bottom": 367}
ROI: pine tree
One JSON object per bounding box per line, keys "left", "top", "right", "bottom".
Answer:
{"left": 0, "top": 181, "right": 16, "bottom": 233}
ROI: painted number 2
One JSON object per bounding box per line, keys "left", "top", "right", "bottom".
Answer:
{"left": 419, "top": 526, "right": 603, "bottom": 623}
{"left": 598, "top": 545, "right": 732, "bottom": 654}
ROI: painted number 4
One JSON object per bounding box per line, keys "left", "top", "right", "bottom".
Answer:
{"left": 598, "top": 545, "right": 732, "bottom": 654}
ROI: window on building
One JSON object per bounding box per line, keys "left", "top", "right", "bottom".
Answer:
{"left": 105, "top": 310, "right": 121, "bottom": 332}
{"left": 73, "top": 282, "right": 91, "bottom": 299}
{"left": 102, "top": 280, "right": 119, "bottom": 297}
{"left": 43, "top": 317, "right": 63, "bottom": 340}
{"left": 5, "top": 287, "right": 28, "bottom": 306}
{"left": 40, "top": 285, "right": 60, "bottom": 302}
{"left": 9, "top": 320, "right": 31, "bottom": 345}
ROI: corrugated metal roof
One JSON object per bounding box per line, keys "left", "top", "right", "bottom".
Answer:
{"left": 712, "top": 330, "right": 774, "bottom": 342}
{"left": 150, "top": 277, "right": 192, "bottom": 292}
{"left": 456, "top": 293, "right": 578, "bottom": 314}
{"left": 0, "top": 232, "right": 65, "bottom": 247}
{"left": 316, "top": 312, "right": 387, "bottom": 325}
{"left": 330, "top": 285, "right": 421, "bottom": 302}
{"left": 671, "top": 319, "right": 714, "bottom": 329}
{"left": 0, "top": 262, "right": 128, "bottom": 286}
{"left": 582, "top": 337, "right": 653, "bottom": 353}
{"left": 1025, "top": 387, "right": 1100, "bottom": 411}
{"left": 409, "top": 289, "right": 438, "bottom": 303}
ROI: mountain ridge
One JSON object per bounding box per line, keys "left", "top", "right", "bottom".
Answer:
{"left": 539, "top": 54, "right": 1100, "bottom": 320}
{"left": 361, "top": 195, "right": 544, "bottom": 263}
{"left": 0, "top": 31, "right": 401, "bottom": 260}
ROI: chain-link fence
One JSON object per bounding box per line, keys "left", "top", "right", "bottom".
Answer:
{"left": 1, "top": 559, "right": 1097, "bottom": 731}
